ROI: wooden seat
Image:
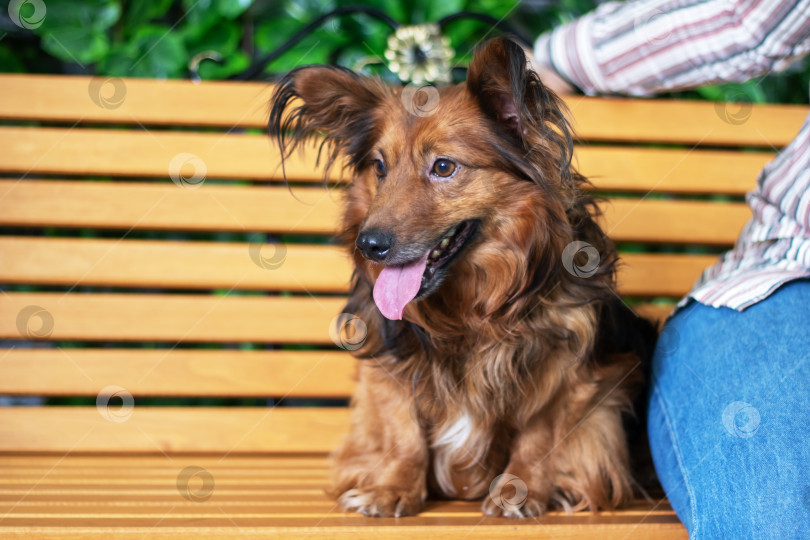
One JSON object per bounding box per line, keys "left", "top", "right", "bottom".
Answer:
{"left": 0, "top": 454, "right": 682, "bottom": 538}
{"left": 0, "top": 73, "right": 806, "bottom": 538}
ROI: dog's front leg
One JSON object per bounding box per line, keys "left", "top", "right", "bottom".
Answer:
{"left": 481, "top": 416, "right": 555, "bottom": 518}
{"left": 332, "top": 361, "right": 428, "bottom": 517}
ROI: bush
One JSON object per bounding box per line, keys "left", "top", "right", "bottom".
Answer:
{"left": 2, "top": 0, "right": 807, "bottom": 104}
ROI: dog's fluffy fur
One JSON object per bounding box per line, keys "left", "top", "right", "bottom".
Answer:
{"left": 269, "top": 37, "right": 656, "bottom": 518}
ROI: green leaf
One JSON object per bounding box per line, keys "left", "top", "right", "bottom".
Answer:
{"left": 283, "top": 0, "right": 336, "bottom": 24}
{"left": 184, "top": 21, "right": 241, "bottom": 57}
{"left": 100, "top": 43, "right": 135, "bottom": 77}
{"left": 468, "top": 0, "right": 520, "bottom": 19}
{"left": 696, "top": 82, "right": 767, "bottom": 104}
{"left": 271, "top": 38, "right": 336, "bottom": 71}
{"left": 182, "top": 0, "right": 219, "bottom": 33}
{"left": 123, "top": 25, "right": 188, "bottom": 78}
{"left": 255, "top": 21, "right": 342, "bottom": 71}
{"left": 425, "top": 0, "right": 465, "bottom": 22}
{"left": 32, "top": 0, "right": 121, "bottom": 65}
{"left": 35, "top": 0, "right": 121, "bottom": 32}
{"left": 695, "top": 86, "right": 724, "bottom": 101}
{"left": 377, "top": 0, "right": 407, "bottom": 23}
{"left": 41, "top": 30, "right": 110, "bottom": 64}
{"left": 123, "top": 0, "right": 174, "bottom": 29}
{"left": 182, "top": 0, "right": 251, "bottom": 29}
{"left": 216, "top": 0, "right": 253, "bottom": 19}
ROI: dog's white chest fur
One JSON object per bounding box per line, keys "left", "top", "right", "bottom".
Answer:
{"left": 434, "top": 412, "right": 475, "bottom": 453}
{"left": 431, "top": 411, "right": 489, "bottom": 498}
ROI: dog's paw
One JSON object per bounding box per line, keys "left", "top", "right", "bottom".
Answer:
{"left": 481, "top": 491, "right": 548, "bottom": 519}
{"left": 338, "top": 486, "right": 425, "bottom": 517}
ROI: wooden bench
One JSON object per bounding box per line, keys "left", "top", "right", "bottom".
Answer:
{"left": 0, "top": 73, "right": 806, "bottom": 538}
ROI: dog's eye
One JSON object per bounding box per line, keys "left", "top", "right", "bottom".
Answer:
{"left": 371, "top": 159, "right": 386, "bottom": 178}
{"left": 431, "top": 158, "right": 456, "bottom": 178}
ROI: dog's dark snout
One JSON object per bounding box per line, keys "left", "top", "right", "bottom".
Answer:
{"left": 356, "top": 229, "right": 393, "bottom": 261}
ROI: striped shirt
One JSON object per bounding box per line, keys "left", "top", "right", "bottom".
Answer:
{"left": 535, "top": 0, "right": 810, "bottom": 310}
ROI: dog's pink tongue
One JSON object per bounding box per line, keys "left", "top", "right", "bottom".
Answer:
{"left": 373, "top": 253, "right": 428, "bottom": 320}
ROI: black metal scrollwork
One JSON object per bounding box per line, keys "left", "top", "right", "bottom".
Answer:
{"left": 230, "top": 7, "right": 530, "bottom": 84}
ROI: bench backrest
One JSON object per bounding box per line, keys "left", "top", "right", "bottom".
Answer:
{"left": 0, "top": 74, "right": 806, "bottom": 453}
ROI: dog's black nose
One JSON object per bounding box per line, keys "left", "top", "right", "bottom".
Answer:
{"left": 356, "top": 229, "right": 393, "bottom": 261}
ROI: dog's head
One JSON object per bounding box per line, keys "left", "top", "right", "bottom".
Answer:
{"left": 270, "top": 37, "right": 604, "bottom": 324}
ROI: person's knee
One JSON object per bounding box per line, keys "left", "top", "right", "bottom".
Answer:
{"left": 647, "top": 385, "right": 696, "bottom": 533}
{"left": 647, "top": 293, "right": 810, "bottom": 539}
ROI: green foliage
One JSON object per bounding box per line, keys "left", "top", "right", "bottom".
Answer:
{"left": 35, "top": 0, "right": 121, "bottom": 65}
{"left": 0, "top": 0, "right": 807, "bottom": 104}
{"left": 102, "top": 25, "right": 187, "bottom": 78}
{"left": 3, "top": 0, "right": 255, "bottom": 78}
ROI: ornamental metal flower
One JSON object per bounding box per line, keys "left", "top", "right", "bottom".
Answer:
{"left": 384, "top": 24, "right": 454, "bottom": 85}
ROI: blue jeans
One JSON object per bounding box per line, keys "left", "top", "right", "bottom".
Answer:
{"left": 648, "top": 280, "right": 810, "bottom": 539}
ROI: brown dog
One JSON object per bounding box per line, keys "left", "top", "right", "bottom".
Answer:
{"left": 269, "top": 37, "right": 655, "bottom": 518}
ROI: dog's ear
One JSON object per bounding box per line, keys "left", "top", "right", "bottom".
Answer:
{"left": 466, "top": 37, "right": 574, "bottom": 181}
{"left": 268, "top": 66, "right": 386, "bottom": 177}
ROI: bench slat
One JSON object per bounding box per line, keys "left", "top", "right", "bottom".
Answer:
{"left": 618, "top": 253, "right": 717, "bottom": 296}
{"left": 0, "top": 293, "right": 674, "bottom": 343}
{"left": 0, "top": 236, "right": 715, "bottom": 297}
{"left": 0, "top": 73, "right": 802, "bottom": 149}
{"left": 565, "top": 94, "right": 806, "bottom": 147}
{"left": 0, "top": 349, "right": 355, "bottom": 398}
{"left": 0, "top": 180, "right": 750, "bottom": 244}
{"left": 577, "top": 145, "right": 764, "bottom": 195}
{"left": 603, "top": 198, "right": 750, "bottom": 245}
{"left": 0, "top": 522, "right": 686, "bottom": 539}
{"left": 0, "top": 501, "right": 674, "bottom": 517}
{"left": 0, "top": 454, "right": 686, "bottom": 537}
{"left": 0, "top": 181, "right": 340, "bottom": 234}
{"left": 0, "top": 407, "right": 349, "bottom": 453}
{"left": 0, "top": 237, "right": 352, "bottom": 293}
{"left": 0, "top": 454, "right": 331, "bottom": 469}
{"left": 0, "top": 293, "right": 344, "bottom": 344}
{"left": 0, "top": 455, "right": 675, "bottom": 511}
{"left": 0, "top": 126, "right": 303, "bottom": 181}
{"left": 0, "top": 74, "right": 276, "bottom": 128}
{"left": 0, "top": 126, "right": 767, "bottom": 193}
